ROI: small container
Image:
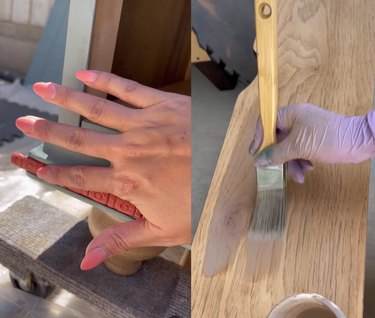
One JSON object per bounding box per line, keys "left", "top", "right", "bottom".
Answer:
{"left": 267, "top": 294, "right": 346, "bottom": 318}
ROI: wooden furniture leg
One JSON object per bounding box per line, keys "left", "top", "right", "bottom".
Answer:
{"left": 192, "top": 1, "right": 375, "bottom": 317}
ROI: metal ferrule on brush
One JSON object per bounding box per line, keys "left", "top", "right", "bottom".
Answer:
{"left": 256, "top": 164, "right": 285, "bottom": 191}
{"left": 249, "top": 164, "right": 286, "bottom": 241}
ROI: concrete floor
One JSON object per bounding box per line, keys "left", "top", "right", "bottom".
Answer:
{"left": 191, "top": 66, "right": 246, "bottom": 235}
{"left": 192, "top": 64, "right": 375, "bottom": 317}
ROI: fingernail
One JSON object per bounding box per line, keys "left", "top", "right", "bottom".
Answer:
{"left": 294, "top": 173, "right": 305, "bottom": 183}
{"left": 303, "top": 165, "right": 314, "bottom": 172}
{"left": 302, "top": 161, "right": 314, "bottom": 171}
{"left": 36, "top": 167, "right": 50, "bottom": 180}
{"left": 254, "top": 148, "right": 272, "bottom": 167}
{"left": 15, "top": 116, "right": 38, "bottom": 133}
{"left": 33, "top": 82, "right": 56, "bottom": 99}
{"left": 76, "top": 70, "right": 97, "bottom": 83}
{"left": 80, "top": 247, "right": 108, "bottom": 271}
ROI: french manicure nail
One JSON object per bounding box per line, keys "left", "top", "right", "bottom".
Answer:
{"left": 15, "top": 117, "right": 37, "bottom": 133}
{"left": 33, "top": 82, "right": 56, "bottom": 99}
{"left": 76, "top": 70, "right": 97, "bottom": 83}
{"left": 80, "top": 247, "right": 107, "bottom": 270}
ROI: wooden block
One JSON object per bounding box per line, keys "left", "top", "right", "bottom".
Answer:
{"left": 86, "top": 0, "right": 123, "bottom": 98}
{"left": 192, "top": 1, "right": 375, "bottom": 317}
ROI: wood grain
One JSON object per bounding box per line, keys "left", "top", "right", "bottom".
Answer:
{"left": 192, "top": 1, "right": 375, "bottom": 317}
{"left": 86, "top": 0, "right": 124, "bottom": 98}
{"left": 112, "top": 0, "right": 191, "bottom": 88}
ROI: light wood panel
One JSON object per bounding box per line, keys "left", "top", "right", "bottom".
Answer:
{"left": 192, "top": 1, "right": 375, "bottom": 317}
{"left": 86, "top": 0, "right": 123, "bottom": 97}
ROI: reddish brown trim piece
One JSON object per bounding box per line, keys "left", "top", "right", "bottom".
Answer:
{"left": 11, "top": 153, "right": 143, "bottom": 219}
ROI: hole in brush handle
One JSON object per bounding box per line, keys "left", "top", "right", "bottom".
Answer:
{"left": 259, "top": 3, "right": 272, "bottom": 19}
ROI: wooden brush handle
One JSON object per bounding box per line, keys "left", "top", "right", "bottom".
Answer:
{"left": 254, "top": 0, "right": 278, "bottom": 155}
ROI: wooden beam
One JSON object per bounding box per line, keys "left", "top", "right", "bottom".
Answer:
{"left": 111, "top": 0, "right": 191, "bottom": 88}
{"left": 192, "top": 1, "right": 375, "bottom": 317}
{"left": 86, "top": 0, "right": 123, "bottom": 97}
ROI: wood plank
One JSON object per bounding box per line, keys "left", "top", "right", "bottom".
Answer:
{"left": 112, "top": 0, "right": 191, "bottom": 88}
{"left": 86, "top": 0, "right": 123, "bottom": 98}
{"left": 192, "top": 1, "right": 375, "bottom": 317}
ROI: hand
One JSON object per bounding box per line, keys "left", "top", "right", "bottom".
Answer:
{"left": 249, "top": 103, "right": 375, "bottom": 183}
{"left": 14, "top": 70, "right": 191, "bottom": 270}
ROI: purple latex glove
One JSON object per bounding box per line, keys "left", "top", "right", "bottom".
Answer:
{"left": 249, "top": 103, "right": 375, "bottom": 183}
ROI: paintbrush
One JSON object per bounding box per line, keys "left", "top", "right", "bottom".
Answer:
{"left": 248, "top": 0, "right": 286, "bottom": 241}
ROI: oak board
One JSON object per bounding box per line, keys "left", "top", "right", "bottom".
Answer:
{"left": 192, "top": 1, "right": 375, "bottom": 317}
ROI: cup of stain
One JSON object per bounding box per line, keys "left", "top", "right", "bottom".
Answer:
{"left": 267, "top": 294, "right": 346, "bottom": 318}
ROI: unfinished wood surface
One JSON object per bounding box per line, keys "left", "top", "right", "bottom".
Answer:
{"left": 192, "top": 1, "right": 375, "bottom": 317}
{"left": 86, "top": 0, "right": 123, "bottom": 98}
{"left": 112, "top": 0, "right": 191, "bottom": 88}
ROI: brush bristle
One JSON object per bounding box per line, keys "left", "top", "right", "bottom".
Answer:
{"left": 248, "top": 189, "right": 286, "bottom": 240}
{"left": 248, "top": 165, "right": 286, "bottom": 241}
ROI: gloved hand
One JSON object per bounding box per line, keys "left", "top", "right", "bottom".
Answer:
{"left": 249, "top": 103, "right": 375, "bottom": 183}
{"left": 14, "top": 70, "right": 191, "bottom": 270}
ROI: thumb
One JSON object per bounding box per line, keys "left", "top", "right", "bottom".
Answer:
{"left": 254, "top": 138, "right": 293, "bottom": 167}
{"left": 249, "top": 117, "right": 263, "bottom": 155}
{"left": 250, "top": 106, "right": 296, "bottom": 156}
{"left": 80, "top": 219, "right": 156, "bottom": 270}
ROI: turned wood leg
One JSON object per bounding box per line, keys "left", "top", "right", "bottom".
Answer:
{"left": 88, "top": 208, "right": 166, "bottom": 275}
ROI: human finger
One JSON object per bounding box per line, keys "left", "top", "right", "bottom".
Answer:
{"left": 254, "top": 136, "right": 296, "bottom": 167}
{"left": 250, "top": 106, "right": 296, "bottom": 156}
{"left": 287, "top": 160, "right": 306, "bottom": 183}
{"left": 80, "top": 219, "right": 160, "bottom": 270}
{"left": 75, "top": 70, "right": 171, "bottom": 108}
{"left": 36, "top": 165, "right": 132, "bottom": 195}
{"left": 249, "top": 117, "right": 262, "bottom": 155}
{"left": 33, "top": 82, "right": 143, "bottom": 132}
{"left": 16, "top": 116, "right": 117, "bottom": 160}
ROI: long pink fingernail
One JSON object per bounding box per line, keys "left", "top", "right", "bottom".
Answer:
{"left": 80, "top": 247, "right": 108, "bottom": 270}
{"left": 33, "top": 82, "right": 56, "bottom": 99}
{"left": 15, "top": 116, "right": 38, "bottom": 133}
{"left": 76, "top": 70, "right": 97, "bottom": 83}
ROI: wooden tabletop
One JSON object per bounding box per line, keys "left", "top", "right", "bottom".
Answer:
{"left": 192, "top": 1, "right": 375, "bottom": 317}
